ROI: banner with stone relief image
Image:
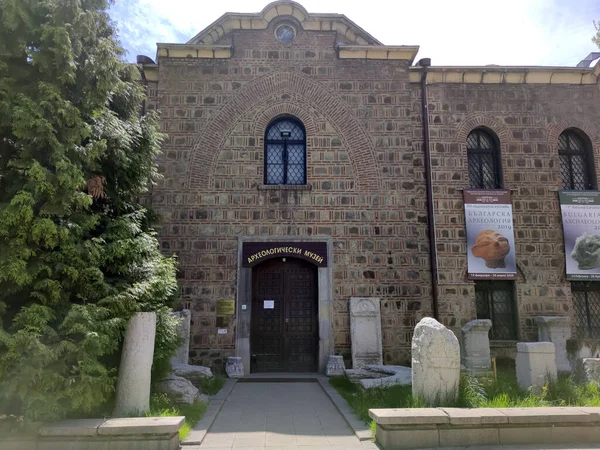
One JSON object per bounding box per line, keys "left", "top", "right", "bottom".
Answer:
{"left": 559, "top": 190, "right": 600, "bottom": 281}
{"left": 464, "top": 189, "right": 517, "bottom": 280}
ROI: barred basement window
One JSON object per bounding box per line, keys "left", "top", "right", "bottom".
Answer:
{"left": 264, "top": 117, "right": 306, "bottom": 185}
{"left": 572, "top": 282, "right": 600, "bottom": 339}
{"left": 475, "top": 281, "right": 518, "bottom": 340}
{"left": 467, "top": 128, "right": 502, "bottom": 189}
{"left": 559, "top": 129, "right": 596, "bottom": 190}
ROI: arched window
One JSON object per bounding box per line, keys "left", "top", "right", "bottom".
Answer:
{"left": 264, "top": 117, "right": 306, "bottom": 185}
{"left": 558, "top": 129, "right": 596, "bottom": 190}
{"left": 467, "top": 128, "right": 502, "bottom": 189}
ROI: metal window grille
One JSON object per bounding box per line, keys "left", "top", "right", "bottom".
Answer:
{"left": 264, "top": 118, "right": 306, "bottom": 185}
{"left": 559, "top": 130, "right": 595, "bottom": 190}
{"left": 475, "top": 281, "right": 518, "bottom": 340}
{"left": 467, "top": 129, "right": 501, "bottom": 189}
{"left": 572, "top": 282, "right": 600, "bottom": 339}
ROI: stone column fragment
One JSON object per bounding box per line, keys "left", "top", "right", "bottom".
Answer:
{"left": 412, "top": 318, "right": 461, "bottom": 406}
{"left": 114, "top": 312, "right": 156, "bottom": 416}
{"left": 515, "top": 342, "right": 557, "bottom": 392}
{"left": 461, "top": 319, "right": 492, "bottom": 374}
{"left": 534, "top": 316, "right": 571, "bottom": 372}
{"left": 171, "top": 309, "right": 191, "bottom": 365}
{"left": 350, "top": 297, "right": 382, "bottom": 369}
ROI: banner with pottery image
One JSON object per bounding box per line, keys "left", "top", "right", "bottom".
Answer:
{"left": 559, "top": 190, "right": 600, "bottom": 281}
{"left": 464, "top": 189, "right": 517, "bottom": 280}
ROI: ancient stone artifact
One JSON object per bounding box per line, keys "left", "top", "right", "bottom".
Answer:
{"left": 226, "top": 356, "right": 244, "bottom": 378}
{"left": 515, "top": 342, "right": 557, "bottom": 391}
{"left": 571, "top": 233, "right": 600, "bottom": 270}
{"left": 114, "top": 312, "right": 156, "bottom": 416}
{"left": 326, "top": 355, "right": 346, "bottom": 376}
{"left": 350, "top": 297, "right": 383, "bottom": 368}
{"left": 172, "top": 309, "right": 191, "bottom": 365}
{"left": 583, "top": 358, "right": 600, "bottom": 382}
{"left": 461, "top": 319, "right": 492, "bottom": 374}
{"left": 411, "top": 318, "right": 460, "bottom": 405}
{"left": 155, "top": 373, "right": 206, "bottom": 404}
{"left": 535, "top": 316, "right": 571, "bottom": 372}
{"left": 471, "top": 229, "right": 510, "bottom": 268}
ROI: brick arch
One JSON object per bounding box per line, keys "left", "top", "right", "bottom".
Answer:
{"left": 455, "top": 114, "right": 512, "bottom": 144}
{"left": 187, "top": 71, "right": 380, "bottom": 191}
{"left": 252, "top": 100, "right": 318, "bottom": 138}
{"left": 547, "top": 119, "right": 600, "bottom": 188}
{"left": 547, "top": 119, "right": 600, "bottom": 149}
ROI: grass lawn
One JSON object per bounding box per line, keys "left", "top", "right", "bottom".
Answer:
{"left": 330, "top": 371, "right": 600, "bottom": 432}
{"left": 148, "top": 375, "right": 225, "bottom": 440}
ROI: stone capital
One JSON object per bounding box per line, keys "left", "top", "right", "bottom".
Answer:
{"left": 462, "top": 319, "right": 492, "bottom": 333}
{"left": 534, "top": 316, "right": 570, "bottom": 327}
{"left": 517, "top": 342, "right": 555, "bottom": 354}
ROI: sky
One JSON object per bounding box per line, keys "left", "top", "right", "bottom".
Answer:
{"left": 109, "top": 0, "right": 600, "bottom": 67}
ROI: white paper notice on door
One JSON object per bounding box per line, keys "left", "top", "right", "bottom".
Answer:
{"left": 263, "top": 300, "right": 275, "bottom": 309}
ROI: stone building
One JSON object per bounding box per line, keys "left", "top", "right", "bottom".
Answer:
{"left": 138, "top": 1, "right": 600, "bottom": 374}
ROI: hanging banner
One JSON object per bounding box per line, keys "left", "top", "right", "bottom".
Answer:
{"left": 464, "top": 189, "right": 517, "bottom": 280}
{"left": 559, "top": 190, "right": 600, "bottom": 281}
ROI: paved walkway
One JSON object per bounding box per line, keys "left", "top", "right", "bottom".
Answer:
{"left": 194, "top": 381, "right": 378, "bottom": 449}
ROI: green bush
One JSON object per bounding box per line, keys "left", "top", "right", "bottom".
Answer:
{"left": 0, "top": 0, "right": 179, "bottom": 422}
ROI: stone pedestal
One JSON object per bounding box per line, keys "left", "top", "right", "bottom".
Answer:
{"left": 326, "top": 355, "right": 346, "bottom": 377}
{"left": 226, "top": 356, "right": 244, "bottom": 379}
{"left": 583, "top": 358, "right": 600, "bottom": 382}
{"left": 515, "top": 342, "right": 557, "bottom": 392}
{"left": 350, "top": 297, "right": 382, "bottom": 369}
{"left": 461, "top": 319, "right": 492, "bottom": 374}
{"left": 534, "top": 316, "right": 571, "bottom": 372}
{"left": 412, "top": 318, "right": 461, "bottom": 406}
{"left": 171, "top": 309, "right": 191, "bottom": 365}
{"left": 114, "top": 312, "right": 156, "bottom": 416}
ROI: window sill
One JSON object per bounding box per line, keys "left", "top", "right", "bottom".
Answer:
{"left": 257, "top": 184, "right": 312, "bottom": 191}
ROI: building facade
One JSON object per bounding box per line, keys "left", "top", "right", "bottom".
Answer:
{"left": 139, "top": 1, "right": 600, "bottom": 374}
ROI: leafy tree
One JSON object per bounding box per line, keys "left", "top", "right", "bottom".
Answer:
{"left": 594, "top": 21, "right": 600, "bottom": 49}
{"left": 0, "top": 0, "right": 179, "bottom": 422}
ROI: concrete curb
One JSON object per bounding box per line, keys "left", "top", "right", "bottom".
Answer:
{"left": 316, "top": 376, "right": 373, "bottom": 441}
{"left": 180, "top": 378, "right": 237, "bottom": 446}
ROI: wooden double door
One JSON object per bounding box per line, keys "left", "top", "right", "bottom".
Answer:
{"left": 251, "top": 258, "right": 318, "bottom": 373}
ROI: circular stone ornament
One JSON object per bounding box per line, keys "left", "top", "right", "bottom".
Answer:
{"left": 275, "top": 24, "right": 295, "bottom": 44}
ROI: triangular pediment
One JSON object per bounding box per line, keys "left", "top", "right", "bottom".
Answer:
{"left": 186, "top": 1, "right": 382, "bottom": 46}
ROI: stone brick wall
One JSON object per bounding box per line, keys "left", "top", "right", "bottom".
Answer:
{"left": 146, "top": 10, "right": 600, "bottom": 371}
{"left": 425, "top": 82, "right": 600, "bottom": 341}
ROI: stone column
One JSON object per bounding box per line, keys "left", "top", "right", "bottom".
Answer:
{"left": 515, "top": 342, "right": 557, "bottom": 392}
{"left": 461, "top": 319, "right": 492, "bottom": 374}
{"left": 114, "top": 312, "right": 156, "bottom": 417}
{"left": 534, "top": 316, "right": 571, "bottom": 372}
{"left": 171, "top": 309, "right": 191, "bottom": 365}
{"left": 350, "top": 297, "right": 382, "bottom": 369}
{"left": 412, "top": 318, "right": 461, "bottom": 406}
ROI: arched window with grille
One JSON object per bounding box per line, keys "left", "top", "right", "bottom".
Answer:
{"left": 467, "top": 128, "right": 502, "bottom": 189}
{"left": 264, "top": 117, "right": 306, "bottom": 185}
{"left": 558, "top": 129, "right": 596, "bottom": 190}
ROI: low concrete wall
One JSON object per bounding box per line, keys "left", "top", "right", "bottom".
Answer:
{"left": 0, "top": 417, "right": 184, "bottom": 450}
{"left": 369, "top": 407, "right": 600, "bottom": 449}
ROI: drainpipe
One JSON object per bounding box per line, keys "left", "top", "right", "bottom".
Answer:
{"left": 418, "top": 57, "right": 440, "bottom": 321}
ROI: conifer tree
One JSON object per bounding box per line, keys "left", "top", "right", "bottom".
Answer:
{"left": 0, "top": 0, "right": 179, "bottom": 421}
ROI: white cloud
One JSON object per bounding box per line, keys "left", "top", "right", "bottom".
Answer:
{"left": 110, "top": 0, "right": 600, "bottom": 66}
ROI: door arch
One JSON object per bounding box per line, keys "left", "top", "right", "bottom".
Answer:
{"left": 251, "top": 257, "right": 318, "bottom": 373}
